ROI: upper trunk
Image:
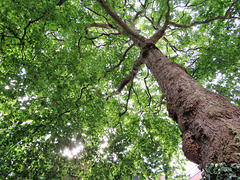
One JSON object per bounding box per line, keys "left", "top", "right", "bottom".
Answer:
{"left": 141, "top": 43, "right": 240, "bottom": 169}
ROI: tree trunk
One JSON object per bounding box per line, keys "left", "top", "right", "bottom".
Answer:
{"left": 141, "top": 43, "right": 240, "bottom": 169}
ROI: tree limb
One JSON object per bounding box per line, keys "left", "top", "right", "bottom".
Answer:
{"left": 144, "top": 68, "right": 152, "bottom": 106}
{"left": 169, "top": 16, "right": 238, "bottom": 28}
{"left": 169, "top": 1, "right": 239, "bottom": 28}
{"left": 116, "top": 57, "right": 143, "bottom": 94}
{"left": 133, "top": 10, "right": 145, "bottom": 22}
{"left": 98, "top": 44, "right": 134, "bottom": 82}
{"left": 149, "top": 0, "right": 170, "bottom": 44}
{"left": 85, "top": 22, "right": 121, "bottom": 34}
{"left": 113, "top": 80, "right": 133, "bottom": 129}
{"left": 87, "top": 23, "right": 115, "bottom": 29}
{"left": 83, "top": 5, "right": 109, "bottom": 22}
{"left": 85, "top": 32, "right": 121, "bottom": 40}
{"left": 57, "top": 0, "right": 67, "bottom": 6}
{"left": 96, "top": 0, "right": 146, "bottom": 46}
{"left": 1, "top": 25, "right": 21, "bottom": 41}
{"left": 119, "top": 80, "right": 133, "bottom": 117}
{"left": 163, "top": 36, "right": 202, "bottom": 54}
{"left": 132, "top": 86, "right": 142, "bottom": 108}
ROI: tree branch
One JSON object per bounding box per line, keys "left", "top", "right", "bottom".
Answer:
{"left": 85, "top": 22, "right": 121, "bottom": 34}
{"left": 1, "top": 25, "right": 21, "bottom": 41}
{"left": 57, "top": 0, "right": 67, "bottom": 6}
{"left": 169, "top": 1, "right": 239, "bottom": 28}
{"left": 116, "top": 57, "right": 143, "bottom": 94}
{"left": 85, "top": 32, "right": 121, "bottom": 40}
{"left": 133, "top": 10, "right": 145, "bottom": 22}
{"left": 96, "top": 0, "right": 146, "bottom": 46}
{"left": 119, "top": 80, "right": 133, "bottom": 117}
{"left": 132, "top": 86, "right": 142, "bottom": 108}
{"left": 113, "top": 80, "right": 133, "bottom": 129}
{"left": 163, "top": 36, "right": 202, "bottom": 54}
{"left": 149, "top": 0, "right": 171, "bottom": 44}
{"left": 98, "top": 44, "right": 134, "bottom": 82}
{"left": 87, "top": 23, "right": 117, "bottom": 30}
{"left": 144, "top": 68, "right": 152, "bottom": 106}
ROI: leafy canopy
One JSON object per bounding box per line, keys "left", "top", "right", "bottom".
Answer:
{"left": 0, "top": 0, "right": 239, "bottom": 179}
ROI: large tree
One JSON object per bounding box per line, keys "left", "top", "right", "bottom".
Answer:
{"left": 0, "top": 0, "right": 239, "bottom": 179}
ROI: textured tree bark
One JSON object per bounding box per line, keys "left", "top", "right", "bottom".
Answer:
{"left": 141, "top": 43, "right": 240, "bottom": 169}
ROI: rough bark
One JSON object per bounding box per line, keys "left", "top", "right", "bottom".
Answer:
{"left": 96, "top": 0, "right": 240, "bottom": 170}
{"left": 141, "top": 43, "right": 240, "bottom": 169}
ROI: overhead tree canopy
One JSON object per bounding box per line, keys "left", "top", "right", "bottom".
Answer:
{"left": 0, "top": 0, "right": 239, "bottom": 179}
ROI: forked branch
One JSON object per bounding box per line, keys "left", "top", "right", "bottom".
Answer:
{"left": 96, "top": 0, "right": 146, "bottom": 45}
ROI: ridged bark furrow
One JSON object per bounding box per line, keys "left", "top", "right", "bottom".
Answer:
{"left": 141, "top": 44, "right": 240, "bottom": 169}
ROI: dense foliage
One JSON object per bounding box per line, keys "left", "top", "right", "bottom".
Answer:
{"left": 0, "top": 0, "right": 239, "bottom": 179}
{"left": 202, "top": 162, "right": 240, "bottom": 180}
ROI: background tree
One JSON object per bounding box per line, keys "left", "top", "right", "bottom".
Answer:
{"left": 0, "top": 0, "right": 239, "bottom": 179}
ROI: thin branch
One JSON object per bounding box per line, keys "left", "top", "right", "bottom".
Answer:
{"left": 133, "top": 10, "right": 145, "bottom": 22}
{"left": 21, "top": 12, "right": 47, "bottom": 44}
{"left": 85, "top": 22, "right": 121, "bottom": 34}
{"left": 119, "top": 80, "right": 133, "bottom": 117}
{"left": 187, "top": 58, "right": 199, "bottom": 68}
{"left": 1, "top": 25, "right": 21, "bottom": 41}
{"left": 77, "top": 85, "right": 91, "bottom": 101}
{"left": 98, "top": 44, "right": 134, "bottom": 82}
{"left": 157, "top": 14, "right": 163, "bottom": 27}
{"left": 57, "top": 0, "right": 67, "bottom": 6}
{"left": 163, "top": 36, "right": 202, "bottom": 54}
{"left": 113, "top": 80, "right": 133, "bottom": 129}
{"left": 132, "top": 86, "right": 142, "bottom": 107}
{"left": 116, "top": 57, "right": 143, "bottom": 94}
{"left": 83, "top": 5, "right": 109, "bottom": 22}
{"left": 169, "top": 1, "right": 239, "bottom": 28}
{"left": 143, "top": 14, "right": 158, "bottom": 30}
{"left": 96, "top": 0, "right": 146, "bottom": 46}
{"left": 85, "top": 32, "right": 121, "bottom": 40}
